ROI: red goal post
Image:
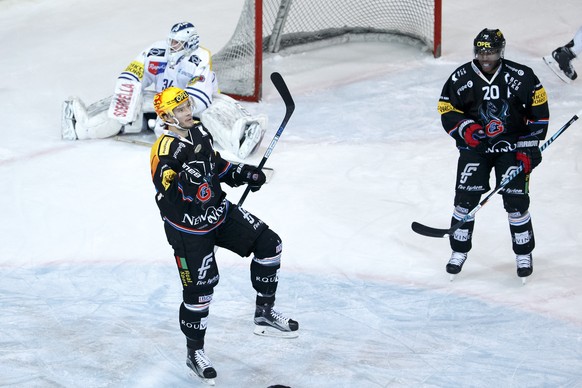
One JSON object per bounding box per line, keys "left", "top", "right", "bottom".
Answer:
{"left": 213, "top": 0, "right": 442, "bottom": 102}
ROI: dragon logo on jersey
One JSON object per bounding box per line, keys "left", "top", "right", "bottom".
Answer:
{"left": 148, "top": 61, "right": 167, "bottom": 75}
{"left": 479, "top": 100, "right": 509, "bottom": 138}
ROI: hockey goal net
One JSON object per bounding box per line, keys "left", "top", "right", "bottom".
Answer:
{"left": 213, "top": 0, "right": 442, "bottom": 102}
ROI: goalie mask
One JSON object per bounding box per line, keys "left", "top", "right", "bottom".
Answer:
{"left": 167, "top": 22, "right": 200, "bottom": 67}
{"left": 153, "top": 87, "right": 194, "bottom": 129}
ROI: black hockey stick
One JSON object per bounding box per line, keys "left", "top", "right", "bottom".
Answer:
{"left": 411, "top": 108, "right": 582, "bottom": 238}
{"left": 238, "top": 72, "right": 295, "bottom": 206}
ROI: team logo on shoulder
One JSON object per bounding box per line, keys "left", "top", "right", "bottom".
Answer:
{"left": 147, "top": 48, "right": 166, "bottom": 57}
{"left": 188, "top": 55, "right": 201, "bottom": 66}
{"left": 148, "top": 61, "right": 167, "bottom": 75}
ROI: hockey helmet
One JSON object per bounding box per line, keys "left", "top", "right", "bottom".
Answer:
{"left": 153, "top": 87, "right": 191, "bottom": 124}
{"left": 473, "top": 28, "right": 505, "bottom": 57}
{"left": 167, "top": 22, "right": 199, "bottom": 66}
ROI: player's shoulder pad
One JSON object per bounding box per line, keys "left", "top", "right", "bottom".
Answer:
{"left": 502, "top": 59, "right": 535, "bottom": 78}
{"left": 187, "top": 47, "right": 212, "bottom": 65}
{"left": 449, "top": 62, "right": 472, "bottom": 84}
{"left": 151, "top": 134, "right": 177, "bottom": 158}
{"left": 144, "top": 41, "right": 168, "bottom": 58}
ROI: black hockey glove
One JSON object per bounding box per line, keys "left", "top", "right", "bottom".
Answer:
{"left": 232, "top": 164, "right": 266, "bottom": 192}
{"left": 460, "top": 121, "right": 487, "bottom": 153}
{"left": 516, "top": 141, "right": 542, "bottom": 174}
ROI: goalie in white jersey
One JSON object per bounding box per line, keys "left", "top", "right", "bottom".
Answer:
{"left": 61, "top": 21, "right": 267, "bottom": 159}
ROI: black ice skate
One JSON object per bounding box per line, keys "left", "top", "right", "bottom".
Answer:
{"left": 552, "top": 46, "right": 577, "bottom": 80}
{"left": 254, "top": 303, "right": 299, "bottom": 338}
{"left": 446, "top": 251, "right": 467, "bottom": 281}
{"left": 544, "top": 46, "right": 577, "bottom": 83}
{"left": 186, "top": 347, "right": 217, "bottom": 385}
{"left": 516, "top": 253, "right": 533, "bottom": 284}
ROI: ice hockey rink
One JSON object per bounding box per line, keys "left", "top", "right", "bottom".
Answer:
{"left": 2, "top": 0, "right": 582, "bottom": 386}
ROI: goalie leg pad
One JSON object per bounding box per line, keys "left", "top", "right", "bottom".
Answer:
{"left": 237, "top": 115, "right": 268, "bottom": 159}
{"left": 200, "top": 94, "right": 268, "bottom": 159}
{"left": 61, "top": 97, "right": 123, "bottom": 140}
{"left": 61, "top": 100, "right": 77, "bottom": 140}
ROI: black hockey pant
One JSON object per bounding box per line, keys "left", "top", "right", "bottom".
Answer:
{"left": 449, "top": 150, "right": 535, "bottom": 255}
{"left": 164, "top": 205, "right": 282, "bottom": 347}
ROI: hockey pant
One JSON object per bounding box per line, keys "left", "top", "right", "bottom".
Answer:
{"left": 449, "top": 150, "right": 535, "bottom": 255}
{"left": 164, "top": 205, "right": 282, "bottom": 345}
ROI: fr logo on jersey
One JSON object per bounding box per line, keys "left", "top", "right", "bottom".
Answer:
{"left": 460, "top": 163, "right": 479, "bottom": 184}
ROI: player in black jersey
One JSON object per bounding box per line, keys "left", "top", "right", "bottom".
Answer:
{"left": 437, "top": 28, "right": 550, "bottom": 280}
{"left": 149, "top": 87, "right": 298, "bottom": 383}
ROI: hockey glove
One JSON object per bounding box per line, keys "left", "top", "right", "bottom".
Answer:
{"left": 460, "top": 121, "right": 487, "bottom": 153}
{"left": 232, "top": 164, "right": 266, "bottom": 192}
{"left": 516, "top": 143, "right": 542, "bottom": 174}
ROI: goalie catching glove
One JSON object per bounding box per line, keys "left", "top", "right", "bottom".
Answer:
{"left": 516, "top": 140, "right": 542, "bottom": 174}
{"left": 231, "top": 164, "right": 266, "bottom": 192}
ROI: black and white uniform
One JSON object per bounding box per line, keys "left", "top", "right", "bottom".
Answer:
{"left": 149, "top": 122, "right": 281, "bottom": 346}
{"left": 438, "top": 58, "right": 549, "bottom": 255}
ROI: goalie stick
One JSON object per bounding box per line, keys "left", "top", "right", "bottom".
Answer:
{"left": 411, "top": 108, "right": 582, "bottom": 238}
{"left": 237, "top": 72, "right": 295, "bottom": 206}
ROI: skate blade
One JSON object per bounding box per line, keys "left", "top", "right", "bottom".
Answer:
{"left": 188, "top": 370, "right": 216, "bottom": 386}
{"left": 543, "top": 56, "right": 573, "bottom": 84}
{"left": 449, "top": 274, "right": 456, "bottom": 282}
{"left": 521, "top": 277, "right": 528, "bottom": 286}
{"left": 253, "top": 324, "right": 299, "bottom": 338}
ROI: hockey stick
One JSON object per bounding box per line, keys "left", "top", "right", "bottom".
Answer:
{"left": 411, "top": 108, "right": 582, "bottom": 238}
{"left": 113, "top": 133, "right": 276, "bottom": 182}
{"left": 237, "top": 72, "right": 295, "bottom": 206}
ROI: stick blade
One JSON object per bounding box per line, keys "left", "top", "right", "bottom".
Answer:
{"left": 270, "top": 72, "right": 295, "bottom": 113}
{"left": 411, "top": 221, "right": 451, "bottom": 238}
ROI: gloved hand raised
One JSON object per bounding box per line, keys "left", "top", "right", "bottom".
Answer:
{"left": 232, "top": 164, "right": 266, "bottom": 192}
{"left": 516, "top": 144, "right": 542, "bottom": 174}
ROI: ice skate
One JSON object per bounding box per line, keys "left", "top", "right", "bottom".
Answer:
{"left": 516, "top": 253, "right": 533, "bottom": 284}
{"left": 186, "top": 347, "right": 217, "bottom": 385}
{"left": 254, "top": 303, "right": 299, "bottom": 338}
{"left": 544, "top": 46, "right": 577, "bottom": 83}
{"left": 446, "top": 251, "right": 467, "bottom": 281}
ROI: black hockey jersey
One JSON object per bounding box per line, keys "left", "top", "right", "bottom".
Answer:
{"left": 438, "top": 59, "right": 549, "bottom": 152}
{"left": 149, "top": 123, "right": 240, "bottom": 234}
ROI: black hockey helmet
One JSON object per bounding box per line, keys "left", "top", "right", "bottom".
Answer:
{"left": 473, "top": 28, "right": 506, "bottom": 57}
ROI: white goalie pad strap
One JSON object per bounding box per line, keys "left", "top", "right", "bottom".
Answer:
{"left": 107, "top": 78, "right": 142, "bottom": 125}
{"left": 200, "top": 94, "right": 268, "bottom": 158}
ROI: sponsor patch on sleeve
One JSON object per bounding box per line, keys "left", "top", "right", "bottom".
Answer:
{"left": 161, "top": 169, "right": 177, "bottom": 190}
{"left": 159, "top": 137, "right": 174, "bottom": 156}
{"left": 438, "top": 101, "right": 462, "bottom": 115}
{"left": 124, "top": 61, "right": 144, "bottom": 79}
{"left": 532, "top": 87, "right": 548, "bottom": 106}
